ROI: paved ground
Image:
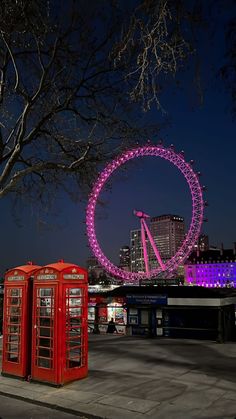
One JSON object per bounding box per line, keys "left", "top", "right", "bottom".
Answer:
{"left": 0, "top": 335, "right": 236, "bottom": 418}
{"left": 0, "top": 394, "right": 85, "bottom": 418}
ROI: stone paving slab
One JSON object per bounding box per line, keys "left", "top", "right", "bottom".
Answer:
{"left": 47, "top": 389, "right": 103, "bottom": 404}
{"left": 0, "top": 335, "right": 236, "bottom": 418}
{"left": 120, "top": 379, "right": 187, "bottom": 402}
{"left": 97, "top": 394, "right": 160, "bottom": 414}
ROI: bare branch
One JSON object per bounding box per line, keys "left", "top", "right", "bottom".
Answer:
{"left": 0, "top": 144, "right": 92, "bottom": 198}
{"left": 1, "top": 31, "right": 19, "bottom": 91}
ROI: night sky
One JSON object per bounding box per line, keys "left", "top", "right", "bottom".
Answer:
{"left": 0, "top": 6, "right": 236, "bottom": 276}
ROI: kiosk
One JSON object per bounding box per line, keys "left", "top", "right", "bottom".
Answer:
{"left": 2, "top": 262, "right": 41, "bottom": 378}
{"left": 31, "top": 261, "right": 88, "bottom": 386}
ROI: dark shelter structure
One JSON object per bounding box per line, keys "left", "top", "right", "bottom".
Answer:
{"left": 91, "top": 286, "right": 236, "bottom": 342}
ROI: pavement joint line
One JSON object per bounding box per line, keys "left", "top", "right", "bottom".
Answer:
{"left": 0, "top": 390, "right": 104, "bottom": 419}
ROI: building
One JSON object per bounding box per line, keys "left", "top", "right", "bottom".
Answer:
{"left": 185, "top": 245, "right": 236, "bottom": 288}
{"left": 198, "top": 234, "right": 209, "bottom": 252}
{"left": 86, "top": 256, "right": 99, "bottom": 271}
{"left": 130, "top": 229, "right": 145, "bottom": 273}
{"left": 86, "top": 256, "right": 104, "bottom": 282}
{"left": 119, "top": 246, "right": 130, "bottom": 270}
{"left": 89, "top": 285, "right": 236, "bottom": 342}
{"left": 130, "top": 215, "right": 185, "bottom": 273}
{"left": 149, "top": 214, "right": 185, "bottom": 268}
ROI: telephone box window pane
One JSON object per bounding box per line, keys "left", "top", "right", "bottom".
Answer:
{"left": 39, "top": 318, "right": 53, "bottom": 327}
{"left": 37, "top": 298, "right": 53, "bottom": 308}
{"left": 67, "top": 328, "right": 81, "bottom": 338}
{"left": 9, "top": 316, "right": 20, "bottom": 324}
{"left": 66, "top": 317, "right": 81, "bottom": 327}
{"left": 67, "top": 347, "right": 81, "bottom": 357}
{"left": 67, "top": 289, "right": 81, "bottom": 296}
{"left": 68, "top": 359, "right": 81, "bottom": 368}
{"left": 38, "top": 337, "right": 51, "bottom": 348}
{"left": 39, "top": 327, "right": 51, "bottom": 337}
{"left": 8, "top": 289, "right": 22, "bottom": 297}
{"left": 67, "top": 339, "right": 81, "bottom": 347}
{"left": 37, "top": 358, "right": 52, "bottom": 369}
{"left": 7, "top": 343, "right": 19, "bottom": 352}
{"left": 38, "top": 307, "right": 54, "bottom": 317}
{"left": 38, "top": 348, "right": 51, "bottom": 358}
{"left": 8, "top": 325, "right": 20, "bottom": 334}
{"left": 8, "top": 297, "right": 21, "bottom": 306}
{"left": 8, "top": 306, "right": 21, "bottom": 316}
{"left": 7, "top": 353, "right": 19, "bottom": 363}
{"left": 69, "top": 307, "right": 82, "bottom": 316}
{"left": 69, "top": 297, "right": 82, "bottom": 305}
{"left": 38, "top": 289, "right": 53, "bottom": 298}
{"left": 8, "top": 334, "right": 20, "bottom": 343}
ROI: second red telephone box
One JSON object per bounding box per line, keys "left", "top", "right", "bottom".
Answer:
{"left": 2, "top": 262, "right": 41, "bottom": 379}
{"left": 31, "top": 261, "right": 88, "bottom": 386}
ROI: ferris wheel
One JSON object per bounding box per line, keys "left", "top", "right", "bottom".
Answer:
{"left": 86, "top": 144, "right": 204, "bottom": 281}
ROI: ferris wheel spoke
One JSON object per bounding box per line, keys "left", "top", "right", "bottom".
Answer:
{"left": 141, "top": 219, "right": 150, "bottom": 276}
{"left": 143, "top": 219, "right": 165, "bottom": 271}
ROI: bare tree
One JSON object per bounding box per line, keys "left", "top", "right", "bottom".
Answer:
{"left": 112, "top": 0, "right": 200, "bottom": 111}
{"left": 1, "top": 0, "right": 234, "bottom": 209}
{"left": 0, "top": 0, "right": 161, "bottom": 207}
{"left": 113, "top": 0, "right": 236, "bottom": 113}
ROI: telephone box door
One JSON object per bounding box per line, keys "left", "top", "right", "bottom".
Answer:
{"left": 2, "top": 263, "right": 41, "bottom": 379}
{"left": 62, "top": 285, "right": 88, "bottom": 383}
{"left": 2, "top": 285, "right": 25, "bottom": 376}
{"left": 31, "top": 285, "right": 58, "bottom": 383}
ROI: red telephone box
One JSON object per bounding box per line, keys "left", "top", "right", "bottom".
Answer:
{"left": 31, "top": 261, "right": 88, "bottom": 386}
{"left": 2, "top": 262, "right": 41, "bottom": 379}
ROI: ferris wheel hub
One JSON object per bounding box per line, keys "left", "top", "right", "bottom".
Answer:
{"left": 133, "top": 210, "right": 150, "bottom": 219}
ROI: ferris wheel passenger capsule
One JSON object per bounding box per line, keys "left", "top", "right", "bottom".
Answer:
{"left": 190, "top": 160, "right": 194, "bottom": 165}
{"left": 201, "top": 185, "right": 207, "bottom": 191}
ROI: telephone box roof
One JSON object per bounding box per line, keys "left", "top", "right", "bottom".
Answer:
{"left": 44, "top": 261, "right": 86, "bottom": 272}
{"left": 7, "top": 263, "right": 41, "bottom": 274}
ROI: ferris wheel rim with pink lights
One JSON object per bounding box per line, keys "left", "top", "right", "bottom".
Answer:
{"left": 86, "top": 144, "right": 204, "bottom": 281}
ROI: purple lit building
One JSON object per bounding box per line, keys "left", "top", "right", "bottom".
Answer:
{"left": 185, "top": 245, "right": 236, "bottom": 288}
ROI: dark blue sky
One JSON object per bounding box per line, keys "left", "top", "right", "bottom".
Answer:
{"left": 0, "top": 5, "right": 236, "bottom": 276}
{"left": 1, "top": 82, "right": 235, "bottom": 275}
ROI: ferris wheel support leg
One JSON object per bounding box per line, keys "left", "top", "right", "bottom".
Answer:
{"left": 143, "top": 220, "right": 165, "bottom": 271}
{"left": 141, "top": 219, "right": 150, "bottom": 276}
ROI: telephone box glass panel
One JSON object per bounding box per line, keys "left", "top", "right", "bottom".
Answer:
{"left": 5, "top": 288, "right": 22, "bottom": 363}
{"left": 35, "top": 288, "right": 54, "bottom": 369}
{"left": 65, "top": 288, "right": 84, "bottom": 368}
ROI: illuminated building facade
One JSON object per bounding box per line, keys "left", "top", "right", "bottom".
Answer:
{"left": 130, "top": 229, "right": 145, "bottom": 273}
{"left": 149, "top": 215, "right": 185, "bottom": 269}
{"left": 185, "top": 247, "right": 236, "bottom": 287}
{"left": 119, "top": 246, "right": 130, "bottom": 270}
